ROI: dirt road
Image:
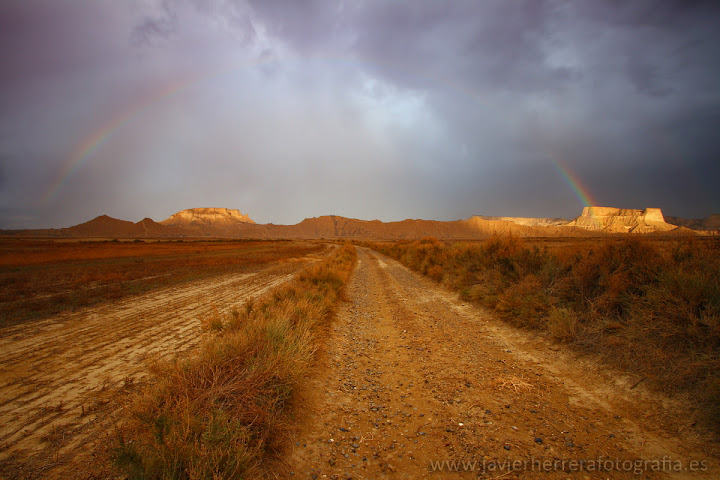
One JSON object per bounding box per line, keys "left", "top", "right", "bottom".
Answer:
{"left": 0, "top": 254, "right": 323, "bottom": 478}
{"left": 281, "top": 248, "right": 718, "bottom": 479}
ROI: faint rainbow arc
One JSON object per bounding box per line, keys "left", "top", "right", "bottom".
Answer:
{"left": 40, "top": 52, "right": 600, "bottom": 213}
{"left": 40, "top": 51, "right": 502, "bottom": 205}
{"left": 550, "top": 156, "right": 596, "bottom": 208}
{"left": 38, "top": 64, "right": 246, "bottom": 205}
{"left": 527, "top": 123, "right": 600, "bottom": 216}
{"left": 548, "top": 155, "right": 603, "bottom": 227}
{"left": 39, "top": 81, "right": 184, "bottom": 205}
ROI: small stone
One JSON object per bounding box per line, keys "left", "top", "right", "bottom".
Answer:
{"left": 503, "top": 445, "right": 511, "bottom": 451}
{"left": 534, "top": 437, "right": 543, "bottom": 444}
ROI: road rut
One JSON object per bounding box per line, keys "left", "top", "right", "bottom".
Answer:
{"left": 0, "top": 255, "right": 321, "bottom": 477}
{"left": 281, "top": 248, "right": 718, "bottom": 479}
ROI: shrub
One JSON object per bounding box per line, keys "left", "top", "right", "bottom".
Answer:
{"left": 114, "top": 245, "right": 356, "bottom": 479}
{"left": 361, "top": 236, "right": 720, "bottom": 433}
{"left": 546, "top": 307, "right": 578, "bottom": 342}
{"left": 495, "top": 275, "right": 551, "bottom": 329}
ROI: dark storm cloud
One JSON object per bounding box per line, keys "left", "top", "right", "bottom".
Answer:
{"left": 247, "top": 0, "right": 345, "bottom": 52}
{"left": 235, "top": 1, "right": 574, "bottom": 93}
{"left": 579, "top": 0, "right": 718, "bottom": 28}
{"left": 0, "top": 2, "right": 103, "bottom": 95}
{"left": 131, "top": 2, "right": 178, "bottom": 47}
{"left": 353, "top": 0, "right": 575, "bottom": 93}
{"left": 1, "top": 0, "right": 719, "bottom": 229}
{"left": 130, "top": 1, "right": 256, "bottom": 47}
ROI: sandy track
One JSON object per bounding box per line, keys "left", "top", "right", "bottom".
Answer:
{"left": 0, "top": 255, "right": 321, "bottom": 477}
{"left": 281, "top": 248, "right": 719, "bottom": 479}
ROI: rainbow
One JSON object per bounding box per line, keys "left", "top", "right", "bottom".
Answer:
{"left": 549, "top": 156, "right": 596, "bottom": 208}
{"left": 38, "top": 72, "right": 217, "bottom": 205}
{"left": 39, "top": 51, "right": 600, "bottom": 216}
{"left": 38, "top": 52, "right": 496, "bottom": 205}
{"left": 37, "top": 55, "right": 274, "bottom": 206}
{"left": 548, "top": 155, "right": 603, "bottom": 227}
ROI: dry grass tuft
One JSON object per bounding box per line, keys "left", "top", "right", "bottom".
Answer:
{"left": 492, "top": 375, "right": 535, "bottom": 393}
{"left": 112, "top": 245, "right": 356, "bottom": 479}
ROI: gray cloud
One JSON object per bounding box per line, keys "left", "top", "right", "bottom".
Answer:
{"left": 131, "top": 8, "right": 177, "bottom": 46}
{"left": 349, "top": 0, "right": 574, "bottom": 94}
{"left": 1, "top": 0, "right": 719, "bottom": 229}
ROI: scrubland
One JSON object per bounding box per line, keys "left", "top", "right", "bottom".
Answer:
{"left": 0, "top": 239, "right": 322, "bottom": 327}
{"left": 113, "top": 244, "right": 356, "bottom": 479}
{"left": 4, "top": 235, "right": 719, "bottom": 478}
{"left": 362, "top": 236, "right": 720, "bottom": 431}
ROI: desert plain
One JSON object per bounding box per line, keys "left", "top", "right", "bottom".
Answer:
{"left": 0, "top": 206, "right": 719, "bottom": 479}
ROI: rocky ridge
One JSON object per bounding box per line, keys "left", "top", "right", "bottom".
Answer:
{"left": 565, "top": 207, "right": 676, "bottom": 233}
{"left": 3, "top": 206, "right": 711, "bottom": 239}
{"left": 161, "top": 208, "right": 255, "bottom": 227}
{"left": 473, "top": 215, "right": 568, "bottom": 227}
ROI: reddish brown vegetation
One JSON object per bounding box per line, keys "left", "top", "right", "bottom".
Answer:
{"left": 113, "top": 245, "right": 356, "bottom": 479}
{"left": 364, "top": 236, "right": 720, "bottom": 431}
{"left": 0, "top": 239, "right": 322, "bottom": 327}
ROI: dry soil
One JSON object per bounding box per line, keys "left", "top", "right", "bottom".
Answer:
{"left": 0, "top": 253, "right": 324, "bottom": 478}
{"left": 277, "top": 248, "right": 719, "bottom": 479}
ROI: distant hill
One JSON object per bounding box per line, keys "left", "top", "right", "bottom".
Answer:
{"left": 261, "top": 215, "right": 591, "bottom": 239}
{"left": 269, "top": 216, "right": 479, "bottom": 239}
{"left": 65, "top": 215, "right": 177, "bottom": 237}
{"left": 2, "top": 206, "right": 704, "bottom": 239}
{"left": 666, "top": 214, "right": 720, "bottom": 232}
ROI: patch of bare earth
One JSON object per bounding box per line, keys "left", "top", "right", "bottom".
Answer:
{"left": 0, "top": 252, "right": 326, "bottom": 479}
{"left": 276, "top": 248, "right": 719, "bottom": 479}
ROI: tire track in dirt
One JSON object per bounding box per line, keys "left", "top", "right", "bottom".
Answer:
{"left": 280, "top": 248, "right": 718, "bottom": 479}
{"left": 0, "top": 252, "right": 327, "bottom": 477}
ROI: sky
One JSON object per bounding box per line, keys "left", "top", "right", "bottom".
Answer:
{"left": 1, "top": 0, "right": 719, "bottom": 229}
